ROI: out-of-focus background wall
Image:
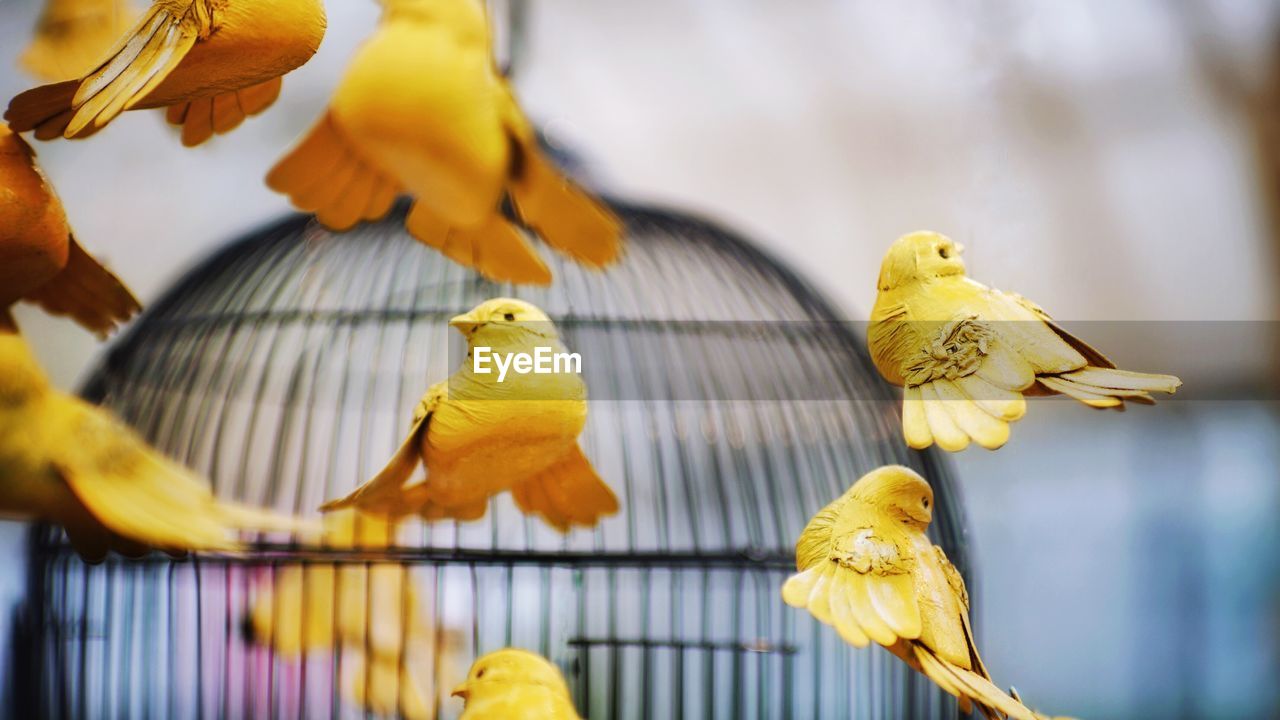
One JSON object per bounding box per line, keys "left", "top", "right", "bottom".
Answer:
{"left": 1, "top": 1, "right": 1278, "bottom": 717}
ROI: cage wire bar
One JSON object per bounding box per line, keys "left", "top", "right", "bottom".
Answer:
{"left": 16, "top": 199, "right": 971, "bottom": 719}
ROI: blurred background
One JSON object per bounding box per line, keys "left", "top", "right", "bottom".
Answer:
{"left": 1, "top": 0, "right": 1278, "bottom": 717}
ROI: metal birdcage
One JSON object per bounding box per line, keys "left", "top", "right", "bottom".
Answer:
{"left": 15, "top": 193, "right": 972, "bottom": 719}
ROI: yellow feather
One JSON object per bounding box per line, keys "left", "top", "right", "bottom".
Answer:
{"left": 901, "top": 385, "right": 933, "bottom": 449}
{"left": 920, "top": 382, "right": 970, "bottom": 452}
{"left": 933, "top": 378, "right": 1009, "bottom": 450}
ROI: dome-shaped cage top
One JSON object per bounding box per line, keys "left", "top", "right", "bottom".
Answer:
{"left": 23, "top": 198, "right": 971, "bottom": 720}
{"left": 76, "top": 201, "right": 966, "bottom": 560}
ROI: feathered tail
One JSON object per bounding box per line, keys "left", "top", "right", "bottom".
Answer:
{"left": 1038, "top": 366, "right": 1181, "bottom": 409}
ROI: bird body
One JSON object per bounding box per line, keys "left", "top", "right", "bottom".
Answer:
{"left": 783, "top": 466, "right": 1059, "bottom": 720}
{"left": 453, "top": 648, "right": 581, "bottom": 720}
{"left": 6, "top": 0, "right": 325, "bottom": 146}
{"left": 0, "top": 122, "right": 140, "bottom": 336}
{"left": 0, "top": 329, "right": 309, "bottom": 562}
{"left": 267, "top": 0, "right": 621, "bottom": 285}
{"left": 869, "top": 231, "right": 1180, "bottom": 451}
{"left": 322, "top": 299, "right": 617, "bottom": 531}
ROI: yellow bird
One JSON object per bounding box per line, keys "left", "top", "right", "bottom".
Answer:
{"left": 321, "top": 298, "right": 618, "bottom": 532}
{"left": 782, "top": 466, "right": 1062, "bottom": 720}
{"left": 246, "top": 509, "right": 449, "bottom": 720}
{"left": 266, "top": 0, "right": 622, "bottom": 286}
{"left": 869, "top": 231, "right": 1181, "bottom": 451}
{"left": 21, "top": 0, "right": 139, "bottom": 82}
{"left": 452, "top": 648, "right": 581, "bottom": 720}
{"left": 5, "top": 0, "right": 326, "bottom": 147}
{"left": 1, "top": 121, "right": 139, "bottom": 336}
{"left": 0, "top": 322, "right": 310, "bottom": 562}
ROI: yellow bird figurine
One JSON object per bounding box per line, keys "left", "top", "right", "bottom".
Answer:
{"left": 0, "top": 321, "right": 309, "bottom": 562}
{"left": 869, "top": 231, "right": 1181, "bottom": 451}
{"left": 266, "top": 0, "right": 622, "bottom": 285}
{"left": 246, "top": 510, "right": 442, "bottom": 720}
{"left": 6, "top": 0, "right": 326, "bottom": 147}
{"left": 782, "top": 466, "right": 1062, "bottom": 720}
{"left": 21, "top": 0, "right": 139, "bottom": 82}
{"left": 1, "top": 121, "right": 139, "bottom": 336}
{"left": 321, "top": 298, "right": 618, "bottom": 532}
{"left": 452, "top": 648, "right": 581, "bottom": 720}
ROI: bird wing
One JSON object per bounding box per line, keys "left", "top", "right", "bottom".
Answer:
{"left": 510, "top": 445, "right": 619, "bottom": 532}
{"left": 1005, "top": 291, "right": 1114, "bottom": 369}
{"left": 6, "top": 0, "right": 209, "bottom": 139}
{"left": 1003, "top": 290, "right": 1181, "bottom": 406}
{"left": 319, "top": 383, "right": 444, "bottom": 514}
{"left": 781, "top": 493, "right": 922, "bottom": 647}
{"left": 23, "top": 237, "right": 141, "bottom": 337}
{"left": 893, "top": 314, "right": 1029, "bottom": 451}
{"left": 166, "top": 76, "right": 283, "bottom": 147}
{"left": 499, "top": 81, "right": 623, "bottom": 269}
{"left": 266, "top": 112, "right": 403, "bottom": 231}
{"left": 52, "top": 395, "right": 306, "bottom": 557}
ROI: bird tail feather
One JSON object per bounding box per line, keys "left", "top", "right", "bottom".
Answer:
{"left": 166, "top": 76, "right": 282, "bottom": 147}
{"left": 911, "top": 644, "right": 1048, "bottom": 720}
{"left": 267, "top": 112, "right": 402, "bottom": 231}
{"left": 511, "top": 446, "right": 618, "bottom": 531}
{"left": 1039, "top": 366, "right": 1179, "bottom": 409}
{"left": 23, "top": 238, "right": 140, "bottom": 338}
{"left": 405, "top": 201, "right": 552, "bottom": 285}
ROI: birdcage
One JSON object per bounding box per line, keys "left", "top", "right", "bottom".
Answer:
{"left": 15, "top": 191, "right": 973, "bottom": 719}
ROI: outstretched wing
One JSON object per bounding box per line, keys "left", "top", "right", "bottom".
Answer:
{"left": 320, "top": 383, "right": 445, "bottom": 514}
{"left": 781, "top": 495, "right": 921, "bottom": 648}
{"left": 499, "top": 82, "right": 623, "bottom": 269}
{"left": 7, "top": 0, "right": 210, "bottom": 139}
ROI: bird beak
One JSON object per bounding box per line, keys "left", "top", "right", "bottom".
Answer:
{"left": 449, "top": 312, "right": 481, "bottom": 335}
{"left": 450, "top": 683, "right": 469, "bottom": 699}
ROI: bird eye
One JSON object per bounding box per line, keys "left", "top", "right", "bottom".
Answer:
{"left": 476, "top": 668, "right": 486, "bottom": 679}
{"left": 937, "top": 246, "right": 950, "bottom": 259}
{"left": 922, "top": 497, "right": 930, "bottom": 508}
{"left": 503, "top": 313, "right": 515, "bottom": 321}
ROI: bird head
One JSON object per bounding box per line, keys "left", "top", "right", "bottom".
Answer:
{"left": 876, "top": 231, "right": 966, "bottom": 291}
{"left": 850, "top": 465, "right": 934, "bottom": 529}
{"left": 451, "top": 648, "right": 571, "bottom": 702}
{"left": 449, "top": 298, "right": 558, "bottom": 346}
